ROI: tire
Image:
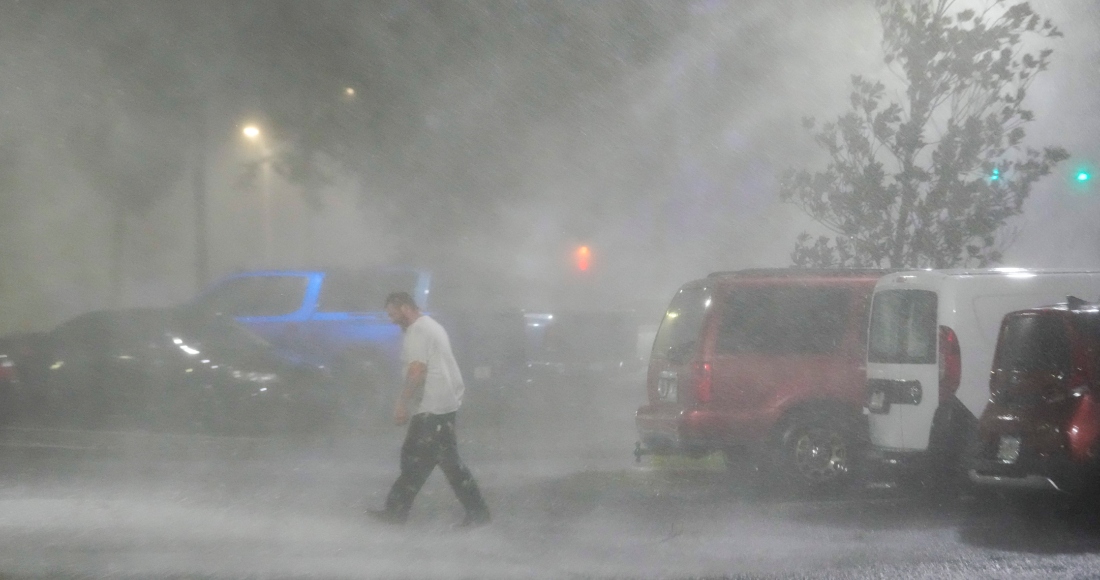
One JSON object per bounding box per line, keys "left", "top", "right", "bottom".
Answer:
{"left": 919, "top": 398, "right": 979, "bottom": 496}
{"left": 771, "top": 410, "right": 862, "bottom": 495}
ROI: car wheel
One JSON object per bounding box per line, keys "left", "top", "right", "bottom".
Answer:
{"left": 774, "top": 411, "right": 861, "bottom": 494}
{"left": 920, "top": 398, "right": 978, "bottom": 495}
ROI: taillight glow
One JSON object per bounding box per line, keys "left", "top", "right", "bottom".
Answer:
{"left": 0, "top": 359, "right": 14, "bottom": 382}
{"left": 574, "top": 246, "right": 591, "bottom": 272}
{"left": 939, "top": 325, "right": 961, "bottom": 401}
{"left": 1067, "top": 392, "right": 1100, "bottom": 462}
{"left": 693, "top": 361, "right": 712, "bottom": 404}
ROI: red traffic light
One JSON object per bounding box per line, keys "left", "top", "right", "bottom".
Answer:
{"left": 574, "top": 245, "right": 591, "bottom": 272}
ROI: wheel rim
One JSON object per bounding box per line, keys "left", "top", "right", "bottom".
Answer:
{"left": 792, "top": 427, "right": 849, "bottom": 484}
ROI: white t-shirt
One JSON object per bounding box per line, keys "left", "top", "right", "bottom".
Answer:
{"left": 402, "top": 315, "right": 465, "bottom": 415}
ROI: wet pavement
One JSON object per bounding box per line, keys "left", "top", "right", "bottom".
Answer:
{"left": 2, "top": 374, "right": 1100, "bottom": 579}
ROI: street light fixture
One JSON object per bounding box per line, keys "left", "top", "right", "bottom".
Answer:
{"left": 242, "top": 125, "right": 261, "bottom": 140}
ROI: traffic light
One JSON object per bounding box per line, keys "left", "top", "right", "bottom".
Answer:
{"left": 574, "top": 245, "right": 591, "bottom": 272}
{"left": 990, "top": 167, "right": 1000, "bottom": 181}
{"left": 1069, "top": 163, "right": 1095, "bottom": 194}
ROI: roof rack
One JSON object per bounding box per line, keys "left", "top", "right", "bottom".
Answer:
{"left": 707, "top": 268, "right": 898, "bottom": 278}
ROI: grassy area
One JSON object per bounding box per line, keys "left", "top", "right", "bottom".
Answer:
{"left": 649, "top": 451, "right": 727, "bottom": 472}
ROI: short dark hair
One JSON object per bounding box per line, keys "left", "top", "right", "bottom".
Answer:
{"left": 384, "top": 291, "right": 419, "bottom": 310}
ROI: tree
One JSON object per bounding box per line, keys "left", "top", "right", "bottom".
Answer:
{"left": 234, "top": 1, "right": 694, "bottom": 260}
{"left": 780, "top": 0, "right": 1068, "bottom": 269}
{"left": 60, "top": 4, "right": 199, "bottom": 304}
{"left": 66, "top": 119, "right": 189, "bottom": 305}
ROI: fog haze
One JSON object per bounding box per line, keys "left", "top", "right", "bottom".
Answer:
{"left": 3, "top": 4, "right": 1100, "bottom": 579}
{"left": 0, "top": 0, "right": 1096, "bottom": 332}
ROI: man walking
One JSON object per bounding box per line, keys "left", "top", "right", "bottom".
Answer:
{"left": 368, "top": 291, "right": 491, "bottom": 527}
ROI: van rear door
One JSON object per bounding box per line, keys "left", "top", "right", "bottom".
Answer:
{"left": 866, "top": 288, "right": 939, "bottom": 450}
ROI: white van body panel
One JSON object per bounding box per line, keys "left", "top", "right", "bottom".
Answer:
{"left": 867, "top": 269, "right": 1100, "bottom": 454}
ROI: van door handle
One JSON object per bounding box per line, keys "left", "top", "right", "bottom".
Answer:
{"left": 866, "top": 379, "right": 922, "bottom": 413}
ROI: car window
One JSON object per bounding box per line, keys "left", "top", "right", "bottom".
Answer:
{"left": 652, "top": 286, "right": 710, "bottom": 362}
{"left": 995, "top": 313, "right": 1071, "bottom": 375}
{"left": 193, "top": 275, "right": 309, "bottom": 318}
{"left": 316, "top": 270, "right": 420, "bottom": 313}
{"left": 716, "top": 286, "right": 850, "bottom": 354}
{"left": 868, "top": 289, "right": 938, "bottom": 364}
{"left": 973, "top": 293, "right": 1063, "bottom": 344}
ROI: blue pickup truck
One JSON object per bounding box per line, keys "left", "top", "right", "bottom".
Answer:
{"left": 187, "top": 268, "right": 528, "bottom": 426}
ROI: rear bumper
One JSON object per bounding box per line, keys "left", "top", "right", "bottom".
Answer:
{"left": 862, "top": 447, "right": 929, "bottom": 481}
{"left": 635, "top": 405, "right": 771, "bottom": 457}
{"left": 967, "top": 471, "right": 1063, "bottom": 492}
{"left": 860, "top": 446, "right": 1086, "bottom": 492}
{"left": 967, "top": 454, "right": 1093, "bottom": 494}
{"left": 968, "top": 403, "right": 1099, "bottom": 494}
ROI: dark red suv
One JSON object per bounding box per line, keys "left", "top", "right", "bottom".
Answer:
{"left": 969, "top": 298, "right": 1100, "bottom": 494}
{"left": 635, "top": 269, "right": 890, "bottom": 492}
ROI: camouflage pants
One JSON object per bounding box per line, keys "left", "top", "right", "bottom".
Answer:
{"left": 384, "top": 411, "right": 489, "bottom": 519}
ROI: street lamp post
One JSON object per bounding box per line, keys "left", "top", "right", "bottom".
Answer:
{"left": 193, "top": 114, "right": 209, "bottom": 292}
{"left": 242, "top": 124, "right": 273, "bottom": 267}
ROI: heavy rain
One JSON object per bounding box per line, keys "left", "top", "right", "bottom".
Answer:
{"left": 1, "top": 1, "right": 1100, "bottom": 579}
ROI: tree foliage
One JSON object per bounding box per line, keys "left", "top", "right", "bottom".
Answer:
{"left": 56, "top": 3, "right": 201, "bottom": 301}
{"left": 235, "top": 1, "right": 694, "bottom": 242}
{"left": 780, "top": 0, "right": 1068, "bottom": 268}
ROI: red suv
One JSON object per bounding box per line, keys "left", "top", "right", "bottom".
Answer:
{"left": 969, "top": 298, "right": 1100, "bottom": 494}
{"left": 635, "top": 269, "right": 889, "bottom": 492}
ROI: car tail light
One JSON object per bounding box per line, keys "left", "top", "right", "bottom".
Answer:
{"left": 692, "top": 360, "right": 712, "bottom": 404}
{"left": 939, "top": 325, "right": 961, "bottom": 402}
{"left": 0, "top": 358, "right": 14, "bottom": 382}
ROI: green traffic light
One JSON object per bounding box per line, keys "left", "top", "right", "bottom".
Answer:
{"left": 990, "top": 168, "right": 1000, "bottom": 181}
{"left": 1077, "top": 171, "right": 1091, "bottom": 182}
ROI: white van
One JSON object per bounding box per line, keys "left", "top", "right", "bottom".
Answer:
{"left": 864, "top": 268, "right": 1100, "bottom": 473}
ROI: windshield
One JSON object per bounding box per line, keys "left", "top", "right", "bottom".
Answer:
{"left": 173, "top": 313, "right": 274, "bottom": 354}
{"left": 868, "top": 289, "right": 938, "bottom": 364}
{"left": 716, "top": 286, "right": 850, "bottom": 354}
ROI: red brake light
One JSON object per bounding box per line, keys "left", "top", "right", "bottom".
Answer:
{"left": 574, "top": 245, "right": 591, "bottom": 272}
{"left": 693, "top": 360, "right": 712, "bottom": 404}
{"left": 939, "top": 325, "right": 961, "bottom": 401}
